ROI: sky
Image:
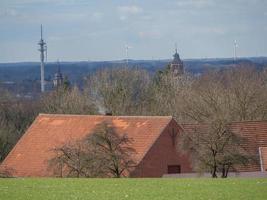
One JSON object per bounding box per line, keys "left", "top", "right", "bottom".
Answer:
{"left": 0, "top": 0, "right": 267, "bottom": 62}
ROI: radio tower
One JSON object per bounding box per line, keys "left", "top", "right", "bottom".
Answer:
{"left": 38, "top": 25, "right": 47, "bottom": 92}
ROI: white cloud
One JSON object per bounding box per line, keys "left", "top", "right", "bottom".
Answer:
{"left": 0, "top": 8, "right": 19, "bottom": 17}
{"left": 205, "top": 27, "right": 226, "bottom": 35}
{"left": 176, "top": 0, "right": 214, "bottom": 8}
{"left": 48, "top": 36, "right": 62, "bottom": 41}
{"left": 91, "top": 12, "right": 103, "bottom": 21}
{"left": 138, "top": 30, "right": 162, "bottom": 39}
{"left": 48, "top": 34, "right": 81, "bottom": 41}
{"left": 117, "top": 5, "right": 143, "bottom": 14}
{"left": 117, "top": 5, "right": 143, "bottom": 21}
{"left": 1, "top": 0, "right": 82, "bottom": 7}
{"left": 119, "top": 15, "right": 127, "bottom": 21}
{"left": 191, "top": 26, "right": 226, "bottom": 35}
{"left": 140, "top": 15, "right": 153, "bottom": 21}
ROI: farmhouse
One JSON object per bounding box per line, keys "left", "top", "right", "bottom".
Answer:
{"left": 0, "top": 114, "right": 192, "bottom": 177}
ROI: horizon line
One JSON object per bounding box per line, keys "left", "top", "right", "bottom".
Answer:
{"left": 0, "top": 56, "right": 267, "bottom": 64}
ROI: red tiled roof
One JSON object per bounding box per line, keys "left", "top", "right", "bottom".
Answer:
{"left": 0, "top": 114, "right": 173, "bottom": 177}
{"left": 181, "top": 121, "right": 267, "bottom": 171}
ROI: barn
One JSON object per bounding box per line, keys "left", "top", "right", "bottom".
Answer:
{"left": 182, "top": 121, "right": 267, "bottom": 172}
{"left": 0, "top": 114, "right": 192, "bottom": 177}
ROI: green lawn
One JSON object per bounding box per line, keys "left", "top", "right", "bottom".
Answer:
{"left": 0, "top": 178, "right": 266, "bottom": 200}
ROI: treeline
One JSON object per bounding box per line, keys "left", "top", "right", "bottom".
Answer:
{"left": 1, "top": 64, "right": 267, "bottom": 177}
{"left": 86, "top": 64, "right": 267, "bottom": 122}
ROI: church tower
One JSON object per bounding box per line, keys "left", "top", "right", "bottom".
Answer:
{"left": 53, "top": 61, "right": 64, "bottom": 88}
{"left": 170, "top": 45, "right": 184, "bottom": 75}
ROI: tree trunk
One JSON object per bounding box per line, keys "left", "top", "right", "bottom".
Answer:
{"left": 211, "top": 166, "right": 217, "bottom": 178}
{"left": 221, "top": 165, "right": 226, "bottom": 178}
{"left": 221, "top": 164, "right": 230, "bottom": 178}
{"left": 224, "top": 165, "right": 230, "bottom": 178}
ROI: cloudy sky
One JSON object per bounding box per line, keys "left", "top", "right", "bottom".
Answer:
{"left": 0, "top": 0, "right": 266, "bottom": 62}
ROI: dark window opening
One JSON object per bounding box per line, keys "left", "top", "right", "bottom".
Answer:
{"left": 168, "top": 165, "right": 181, "bottom": 174}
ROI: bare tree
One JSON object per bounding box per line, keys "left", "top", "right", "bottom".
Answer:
{"left": 85, "top": 67, "right": 151, "bottom": 115}
{"left": 41, "top": 86, "right": 97, "bottom": 115}
{"left": 225, "top": 66, "right": 267, "bottom": 121}
{"left": 49, "top": 139, "right": 104, "bottom": 177}
{"left": 0, "top": 88, "right": 13, "bottom": 102}
{"left": 0, "top": 97, "right": 38, "bottom": 162}
{"left": 182, "top": 66, "right": 267, "bottom": 123}
{"left": 87, "top": 122, "right": 136, "bottom": 178}
{"left": 148, "top": 70, "right": 193, "bottom": 121}
{"left": 180, "top": 120, "right": 254, "bottom": 178}
{"left": 49, "top": 122, "right": 136, "bottom": 178}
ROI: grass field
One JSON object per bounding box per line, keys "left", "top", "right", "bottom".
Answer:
{"left": 0, "top": 178, "right": 267, "bottom": 200}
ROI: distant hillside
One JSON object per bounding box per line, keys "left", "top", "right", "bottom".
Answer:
{"left": 0, "top": 57, "right": 266, "bottom": 96}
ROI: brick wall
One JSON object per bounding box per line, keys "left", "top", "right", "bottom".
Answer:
{"left": 131, "top": 119, "right": 192, "bottom": 177}
{"left": 260, "top": 147, "right": 267, "bottom": 172}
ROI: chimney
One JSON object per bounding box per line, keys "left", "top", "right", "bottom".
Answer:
{"left": 105, "top": 112, "right": 112, "bottom": 116}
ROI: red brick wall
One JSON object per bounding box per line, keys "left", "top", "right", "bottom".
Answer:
{"left": 131, "top": 119, "right": 193, "bottom": 177}
{"left": 260, "top": 147, "right": 267, "bottom": 172}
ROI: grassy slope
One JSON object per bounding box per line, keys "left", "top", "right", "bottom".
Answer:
{"left": 0, "top": 178, "right": 266, "bottom": 200}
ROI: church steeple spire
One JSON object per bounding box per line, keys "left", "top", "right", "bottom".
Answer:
{"left": 53, "top": 60, "right": 64, "bottom": 88}
{"left": 57, "top": 59, "right": 61, "bottom": 74}
{"left": 169, "top": 43, "right": 184, "bottom": 75}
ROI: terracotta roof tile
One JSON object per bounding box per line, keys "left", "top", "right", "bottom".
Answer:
{"left": 1, "top": 114, "right": 172, "bottom": 177}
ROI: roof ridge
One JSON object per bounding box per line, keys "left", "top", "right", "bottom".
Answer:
{"left": 231, "top": 120, "right": 267, "bottom": 124}
{"left": 38, "top": 113, "right": 173, "bottom": 118}
{"left": 181, "top": 120, "right": 267, "bottom": 126}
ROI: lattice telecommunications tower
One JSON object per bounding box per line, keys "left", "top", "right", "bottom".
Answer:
{"left": 38, "top": 25, "right": 47, "bottom": 92}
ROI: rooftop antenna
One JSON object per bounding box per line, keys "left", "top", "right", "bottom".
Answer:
{"left": 38, "top": 24, "right": 47, "bottom": 92}
{"left": 125, "top": 44, "right": 132, "bottom": 66}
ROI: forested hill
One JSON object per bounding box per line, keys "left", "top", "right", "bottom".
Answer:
{"left": 1, "top": 57, "right": 267, "bottom": 82}
{"left": 0, "top": 57, "right": 267, "bottom": 95}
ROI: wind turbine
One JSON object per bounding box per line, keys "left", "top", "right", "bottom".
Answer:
{"left": 125, "top": 44, "right": 132, "bottom": 66}
{"left": 234, "top": 39, "right": 238, "bottom": 62}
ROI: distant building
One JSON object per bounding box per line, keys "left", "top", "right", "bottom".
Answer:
{"left": 170, "top": 47, "right": 184, "bottom": 75}
{"left": 0, "top": 114, "right": 192, "bottom": 177}
{"left": 182, "top": 121, "right": 267, "bottom": 172}
{"left": 53, "top": 62, "right": 64, "bottom": 88}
